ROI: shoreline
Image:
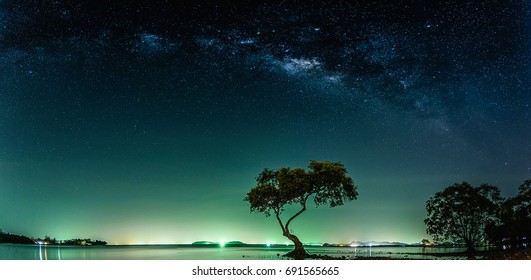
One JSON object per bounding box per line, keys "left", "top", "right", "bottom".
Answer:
{"left": 2, "top": 243, "right": 529, "bottom": 260}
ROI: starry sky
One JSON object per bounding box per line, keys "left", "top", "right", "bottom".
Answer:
{"left": 0, "top": 1, "right": 529, "bottom": 245}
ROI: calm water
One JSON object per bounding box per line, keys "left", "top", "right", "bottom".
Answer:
{"left": 0, "top": 244, "right": 478, "bottom": 260}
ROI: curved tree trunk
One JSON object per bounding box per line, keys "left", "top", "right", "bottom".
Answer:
{"left": 274, "top": 199, "right": 311, "bottom": 259}
{"left": 283, "top": 232, "right": 308, "bottom": 260}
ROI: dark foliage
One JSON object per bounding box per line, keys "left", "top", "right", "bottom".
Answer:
{"left": 486, "top": 180, "right": 531, "bottom": 247}
{"left": 0, "top": 232, "right": 35, "bottom": 244}
{"left": 60, "top": 238, "right": 107, "bottom": 246}
{"left": 425, "top": 182, "right": 501, "bottom": 252}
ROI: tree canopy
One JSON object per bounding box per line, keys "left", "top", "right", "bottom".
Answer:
{"left": 486, "top": 179, "right": 531, "bottom": 246}
{"left": 245, "top": 160, "right": 358, "bottom": 259}
{"left": 425, "top": 182, "right": 501, "bottom": 252}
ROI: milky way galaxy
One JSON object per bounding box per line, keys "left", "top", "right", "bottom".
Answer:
{"left": 0, "top": 1, "right": 529, "bottom": 245}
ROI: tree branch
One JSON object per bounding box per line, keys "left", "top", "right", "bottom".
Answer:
{"left": 274, "top": 210, "right": 286, "bottom": 234}
{"left": 284, "top": 205, "right": 306, "bottom": 234}
{"left": 285, "top": 194, "right": 311, "bottom": 233}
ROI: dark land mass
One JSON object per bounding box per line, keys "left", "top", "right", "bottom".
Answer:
{"left": 0, "top": 230, "right": 106, "bottom": 246}
{"left": 0, "top": 232, "right": 35, "bottom": 244}
{"left": 479, "top": 247, "right": 531, "bottom": 260}
{"left": 59, "top": 239, "right": 108, "bottom": 246}
{"left": 192, "top": 241, "right": 246, "bottom": 247}
{"left": 348, "top": 247, "right": 531, "bottom": 260}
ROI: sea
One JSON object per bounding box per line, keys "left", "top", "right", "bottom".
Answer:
{"left": 0, "top": 244, "right": 479, "bottom": 260}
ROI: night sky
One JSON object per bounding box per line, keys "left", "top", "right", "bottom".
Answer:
{"left": 0, "top": 1, "right": 529, "bottom": 245}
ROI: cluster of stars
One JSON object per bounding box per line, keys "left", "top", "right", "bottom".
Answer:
{"left": 0, "top": 0, "right": 528, "bottom": 244}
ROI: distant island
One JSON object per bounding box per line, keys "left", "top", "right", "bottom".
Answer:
{"left": 192, "top": 240, "right": 418, "bottom": 248}
{"left": 0, "top": 231, "right": 35, "bottom": 244}
{"left": 39, "top": 238, "right": 108, "bottom": 246}
{"left": 0, "top": 229, "right": 107, "bottom": 246}
{"left": 192, "top": 241, "right": 246, "bottom": 247}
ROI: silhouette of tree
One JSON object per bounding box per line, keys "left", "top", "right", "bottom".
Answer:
{"left": 245, "top": 160, "right": 358, "bottom": 259}
{"left": 514, "top": 180, "right": 531, "bottom": 240}
{"left": 425, "top": 182, "right": 501, "bottom": 253}
{"left": 486, "top": 179, "right": 531, "bottom": 246}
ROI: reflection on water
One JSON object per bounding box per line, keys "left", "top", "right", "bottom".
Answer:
{"left": 0, "top": 244, "right": 485, "bottom": 260}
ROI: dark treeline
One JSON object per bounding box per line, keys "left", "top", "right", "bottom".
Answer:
{"left": 425, "top": 179, "right": 531, "bottom": 253}
{"left": 41, "top": 238, "right": 107, "bottom": 246}
{"left": 486, "top": 180, "right": 531, "bottom": 247}
{"left": 0, "top": 229, "right": 106, "bottom": 246}
{"left": 0, "top": 230, "right": 35, "bottom": 244}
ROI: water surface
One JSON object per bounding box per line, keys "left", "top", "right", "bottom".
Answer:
{"left": 0, "top": 244, "right": 478, "bottom": 260}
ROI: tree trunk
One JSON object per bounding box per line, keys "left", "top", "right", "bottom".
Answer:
{"left": 283, "top": 232, "right": 308, "bottom": 260}
{"left": 274, "top": 203, "right": 310, "bottom": 259}
{"left": 465, "top": 239, "right": 476, "bottom": 255}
